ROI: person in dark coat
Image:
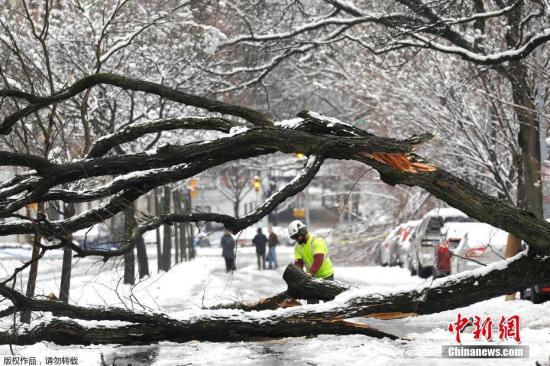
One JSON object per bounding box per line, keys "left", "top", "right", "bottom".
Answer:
{"left": 252, "top": 227, "right": 268, "bottom": 270}
{"left": 221, "top": 228, "right": 236, "bottom": 272}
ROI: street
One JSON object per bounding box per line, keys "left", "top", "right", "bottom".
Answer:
{"left": 1, "top": 244, "right": 549, "bottom": 365}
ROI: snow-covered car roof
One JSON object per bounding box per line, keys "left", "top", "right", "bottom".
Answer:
{"left": 441, "top": 222, "right": 480, "bottom": 240}
{"left": 463, "top": 223, "right": 508, "bottom": 248}
{"left": 405, "top": 219, "right": 421, "bottom": 227}
{"left": 424, "top": 207, "right": 468, "bottom": 218}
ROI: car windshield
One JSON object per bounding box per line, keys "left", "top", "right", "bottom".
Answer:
{"left": 443, "top": 216, "right": 477, "bottom": 224}
{"left": 427, "top": 216, "right": 476, "bottom": 234}
{"left": 448, "top": 239, "right": 461, "bottom": 250}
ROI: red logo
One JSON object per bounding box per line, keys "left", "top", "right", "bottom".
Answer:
{"left": 498, "top": 315, "right": 521, "bottom": 343}
{"left": 448, "top": 314, "right": 521, "bottom": 344}
{"left": 448, "top": 313, "right": 471, "bottom": 343}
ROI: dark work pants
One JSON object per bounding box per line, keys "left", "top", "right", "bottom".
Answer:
{"left": 307, "top": 274, "right": 334, "bottom": 304}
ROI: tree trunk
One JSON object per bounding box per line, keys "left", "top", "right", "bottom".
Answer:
{"left": 162, "top": 185, "right": 172, "bottom": 270}
{"left": 233, "top": 199, "right": 239, "bottom": 218}
{"left": 154, "top": 188, "right": 162, "bottom": 272}
{"left": 214, "top": 252, "right": 550, "bottom": 320}
{"left": 4, "top": 252, "right": 550, "bottom": 346}
{"left": 136, "top": 236, "right": 149, "bottom": 278}
{"left": 183, "top": 191, "right": 195, "bottom": 260}
{"left": 59, "top": 203, "right": 76, "bottom": 303}
{"left": 124, "top": 202, "right": 150, "bottom": 279}
{"left": 172, "top": 191, "right": 179, "bottom": 264}
{"left": 21, "top": 203, "right": 44, "bottom": 323}
{"left": 284, "top": 265, "right": 352, "bottom": 301}
{"left": 180, "top": 221, "right": 187, "bottom": 261}
{"left": 123, "top": 206, "right": 136, "bottom": 285}
{"left": 508, "top": 61, "right": 543, "bottom": 220}
{"left": 187, "top": 223, "right": 195, "bottom": 260}
{"left": 176, "top": 190, "right": 187, "bottom": 261}
{"left": 0, "top": 317, "right": 398, "bottom": 346}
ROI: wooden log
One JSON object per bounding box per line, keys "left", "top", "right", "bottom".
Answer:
{"left": 209, "top": 264, "right": 351, "bottom": 310}
{"left": 0, "top": 317, "right": 399, "bottom": 346}
{"left": 283, "top": 264, "right": 352, "bottom": 301}
{"left": 208, "top": 292, "right": 300, "bottom": 311}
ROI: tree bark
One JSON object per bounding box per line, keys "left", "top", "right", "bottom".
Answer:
{"left": 123, "top": 206, "right": 136, "bottom": 285}
{"left": 183, "top": 191, "right": 195, "bottom": 260}
{"left": 3, "top": 253, "right": 550, "bottom": 346}
{"left": 162, "top": 185, "right": 172, "bottom": 270}
{"left": 284, "top": 265, "right": 352, "bottom": 302}
{"left": 176, "top": 190, "right": 187, "bottom": 261}
{"left": 59, "top": 203, "right": 75, "bottom": 303}
{"left": 123, "top": 202, "right": 150, "bottom": 279}
{"left": 153, "top": 187, "right": 162, "bottom": 272}
{"left": 172, "top": 191, "right": 179, "bottom": 264}
{"left": 21, "top": 203, "right": 44, "bottom": 323}
{"left": 0, "top": 317, "right": 398, "bottom": 346}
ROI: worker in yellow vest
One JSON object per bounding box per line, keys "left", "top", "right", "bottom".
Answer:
{"left": 288, "top": 220, "right": 334, "bottom": 281}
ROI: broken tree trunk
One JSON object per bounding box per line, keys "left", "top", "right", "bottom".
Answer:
{"left": 213, "top": 252, "right": 550, "bottom": 322}
{"left": 2, "top": 252, "right": 550, "bottom": 345}
{"left": 284, "top": 264, "right": 352, "bottom": 301}
{"left": 210, "top": 264, "right": 351, "bottom": 311}
{"left": 0, "top": 284, "right": 398, "bottom": 345}
{"left": 0, "top": 317, "right": 398, "bottom": 346}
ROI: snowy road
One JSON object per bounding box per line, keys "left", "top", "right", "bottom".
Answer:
{"left": 1, "top": 245, "right": 550, "bottom": 365}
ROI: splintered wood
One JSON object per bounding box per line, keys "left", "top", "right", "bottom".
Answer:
{"left": 367, "top": 153, "right": 436, "bottom": 173}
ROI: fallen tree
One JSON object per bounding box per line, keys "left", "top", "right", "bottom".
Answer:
{"left": 1, "top": 251, "right": 549, "bottom": 345}
{"left": 3, "top": 74, "right": 550, "bottom": 345}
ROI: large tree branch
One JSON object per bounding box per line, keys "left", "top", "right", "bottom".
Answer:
{"left": 1, "top": 110, "right": 550, "bottom": 259}
{"left": 0, "top": 73, "right": 273, "bottom": 134}
{"left": 0, "top": 317, "right": 398, "bottom": 346}
{"left": 0, "top": 152, "right": 57, "bottom": 175}
{"left": 395, "top": 29, "right": 550, "bottom": 65}
{"left": 86, "top": 116, "right": 240, "bottom": 158}
{"left": 0, "top": 116, "right": 429, "bottom": 216}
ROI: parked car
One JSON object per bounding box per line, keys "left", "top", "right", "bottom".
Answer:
{"left": 73, "top": 223, "right": 120, "bottom": 252}
{"left": 450, "top": 223, "right": 508, "bottom": 275}
{"left": 398, "top": 220, "right": 421, "bottom": 269}
{"left": 520, "top": 225, "right": 550, "bottom": 303}
{"left": 194, "top": 232, "right": 211, "bottom": 247}
{"left": 521, "top": 282, "right": 550, "bottom": 304}
{"left": 408, "top": 207, "right": 475, "bottom": 278}
{"left": 432, "top": 222, "right": 478, "bottom": 278}
{"left": 380, "top": 224, "right": 405, "bottom": 266}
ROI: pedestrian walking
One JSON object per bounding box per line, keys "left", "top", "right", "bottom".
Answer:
{"left": 221, "top": 228, "right": 236, "bottom": 272}
{"left": 252, "top": 227, "right": 268, "bottom": 270}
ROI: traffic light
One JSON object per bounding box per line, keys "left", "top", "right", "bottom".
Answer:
{"left": 252, "top": 175, "right": 261, "bottom": 192}
{"left": 188, "top": 178, "right": 199, "bottom": 199}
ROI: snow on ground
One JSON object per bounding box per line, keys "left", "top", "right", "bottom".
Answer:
{"left": 1, "top": 245, "right": 549, "bottom": 365}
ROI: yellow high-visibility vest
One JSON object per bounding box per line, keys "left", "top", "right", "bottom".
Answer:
{"left": 294, "top": 235, "right": 334, "bottom": 278}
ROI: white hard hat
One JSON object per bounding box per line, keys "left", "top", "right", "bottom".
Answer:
{"left": 288, "top": 220, "right": 307, "bottom": 238}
